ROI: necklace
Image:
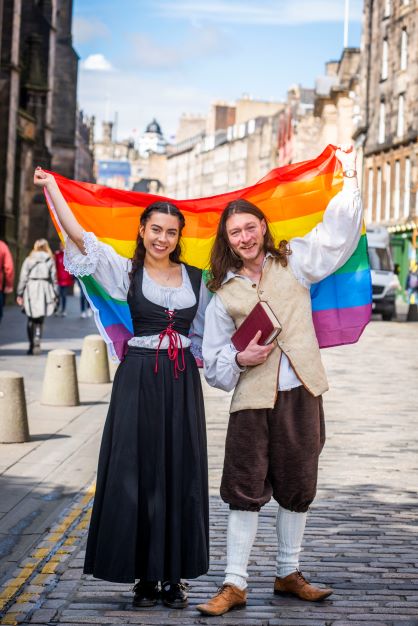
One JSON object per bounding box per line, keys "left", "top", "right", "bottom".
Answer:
{"left": 145, "top": 263, "right": 181, "bottom": 285}
{"left": 162, "top": 269, "right": 173, "bottom": 282}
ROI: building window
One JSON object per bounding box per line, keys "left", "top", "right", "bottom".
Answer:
{"left": 400, "top": 29, "right": 408, "bottom": 70}
{"left": 397, "top": 94, "right": 405, "bottom": 137}
{"left": 367, "top": 168, "right": 374, "bottom": 222}
{"left": 385, "top": 162, "right": 391, "bottom": 221}
{"left": 384, "top": 0, "right": 391, "bottom": 17}
{"left": 394, "top": 160, "right": 400, "bottom": 219}
{"left": 381, "top": 39, "right": 388, "bottom": 79}
{"left": 376, "top": 168, "right": 382, "bottom": 222}
{"left": 247, "top": 119, "right": 256, "bottom": 134}
{"left": 378, "top": 101, "right": 386, "bottom": 144}
{"left": 404, "top": 157, "right": 411, "bottom": 217}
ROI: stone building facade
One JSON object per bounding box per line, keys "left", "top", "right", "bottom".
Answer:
{"left": 165, "top": 97, "right": 284, "bottom": 198}
{"left": 75, "top": 109, "right": 95, "bottom": 183}
{"left": 354, "top": 0, "right": 417, "bottom": 227}
{"left": 315, "top": 50, "right": 361, "bottom": 150}
{"left": 277, "top": 85, "right": 318, "bottom": 166}
{"left": 137, "top": 119, "right": 167, "bottom": 157}
{"left": 0, "top": 0, "right": 78, "bottom": 265}
{"left": 94, "top": 121, "right": 139, "bottom": 189}
{"left": 276, "top": 50, "right": 362, "bottom": 175}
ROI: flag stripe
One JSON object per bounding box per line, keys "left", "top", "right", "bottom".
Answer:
{"left": 312, "top": 303, "right": 372, "bottom": 348}
{"left": 311, "top": 268, "right": 372, "bottom": 311}
{"left": 335, "top": 234, "right": 369, "bottom": 275}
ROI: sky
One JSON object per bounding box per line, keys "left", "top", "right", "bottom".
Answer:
{"left": 73, "top": 0, "right": 363, "bottom": 142}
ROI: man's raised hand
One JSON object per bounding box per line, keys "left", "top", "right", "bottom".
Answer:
{"left": 335, "top": 143, "right": 357, "bottom": 171}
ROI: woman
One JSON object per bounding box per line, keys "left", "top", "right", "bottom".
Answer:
{"left": 33, "top": 167, "right": 210, "bottom": 609}
{"left": 16, "top": 239, "right": 58, "bottom": 355}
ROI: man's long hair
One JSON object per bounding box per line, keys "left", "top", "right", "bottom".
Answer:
{"left": 207, "top": 198, "right": 290, "bottom": 292}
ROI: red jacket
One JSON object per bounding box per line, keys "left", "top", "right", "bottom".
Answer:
{"left": 0, "top": 240, "right": 15, "bottom": 293}
{"left": 54, "top": 250, "right": 74, "bottom": 287}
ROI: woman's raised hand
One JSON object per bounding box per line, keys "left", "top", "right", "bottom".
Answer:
{"left": 33, "top": 166, "right": 84, "bottom": 250}
{"left": 34, "top": 167, "right": 56, "bottom": 188}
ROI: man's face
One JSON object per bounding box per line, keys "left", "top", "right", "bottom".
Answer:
{"left": 226, "top": 213, "right": 266, "bottom": 263}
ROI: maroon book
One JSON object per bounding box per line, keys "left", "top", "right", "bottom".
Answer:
{"left": 231, "top": 301, "right": 282, "bottom": 352}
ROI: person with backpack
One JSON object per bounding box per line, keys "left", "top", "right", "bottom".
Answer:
{"left": 16, "top": 239, "right": 58, "bottom": 354}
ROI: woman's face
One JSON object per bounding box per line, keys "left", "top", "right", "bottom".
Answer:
{"left": 140, "top": 212, "right": 181, "bottom": 262}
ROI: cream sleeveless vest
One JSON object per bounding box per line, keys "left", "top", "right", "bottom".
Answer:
{"left": 217, "top": 256, "right": 329, "bottom": 413}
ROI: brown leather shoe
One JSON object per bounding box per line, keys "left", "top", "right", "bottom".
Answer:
{"left": 274, "top": 570, "right": 333, "bottom": 601}
{"left": 196, "top": 583, "right": 247, "bottom": 616}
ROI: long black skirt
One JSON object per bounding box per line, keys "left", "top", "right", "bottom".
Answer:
{"left": 83, "top": 346, "right": 209, "bottom": 583}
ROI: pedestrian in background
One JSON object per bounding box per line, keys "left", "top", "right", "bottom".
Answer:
{"left": 406, "top": 262, "right": 418, "bottom": 303}
{"left": 0, "top": 239, "right": 15, "bottom": 324}
{"left": 54, "top": 242, "right": 74, "bottom": 316}
{"left": 16, "top": 239, "right": 58, "bottom": 354}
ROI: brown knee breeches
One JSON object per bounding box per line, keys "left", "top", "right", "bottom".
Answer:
{"left": 220, "top": 386, "right": 325, "bottom": 513}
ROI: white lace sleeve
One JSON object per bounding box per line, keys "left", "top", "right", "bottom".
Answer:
{"left": 64, "top": 232, "right": 100, "bottom": 277}
{"left": 64, "top": 232, "right": 130, "bottom": 300}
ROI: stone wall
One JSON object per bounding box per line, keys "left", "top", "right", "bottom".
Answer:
{"left": 0, "top": 0, "right": 78, "bottom": 267}
{"left": 358, "top": 0, "right": 417, "bottom": 226}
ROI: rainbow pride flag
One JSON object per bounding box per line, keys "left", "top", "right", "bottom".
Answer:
{"left": 45, "top": 145, "right": 372, "bottom": 360}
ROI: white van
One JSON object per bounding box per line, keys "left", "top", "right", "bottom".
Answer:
{"left": 366, "top": 225, "right": 400, "bottom": 321}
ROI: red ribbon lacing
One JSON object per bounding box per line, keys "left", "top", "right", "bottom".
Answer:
{"left": 154, "top": 309, "right": 186, "bottom": 379}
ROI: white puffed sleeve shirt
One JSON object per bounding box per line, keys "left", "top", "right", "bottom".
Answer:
{"left": 202, "top": 188, "right": 363, "bottom": 392}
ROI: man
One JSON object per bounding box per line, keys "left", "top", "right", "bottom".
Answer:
{"left": 0, "top": 239, "right": 15, "bottom": 323}
{"left": 198, "top": 145, "right": 361, "bottom": 616}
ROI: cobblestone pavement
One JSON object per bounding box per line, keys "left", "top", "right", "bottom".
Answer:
{"left": 0, "top": 316, "right": 418, "bottom": 626}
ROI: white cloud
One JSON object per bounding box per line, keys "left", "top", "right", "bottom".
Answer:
{"left": 81, "top": 54, "right": 114, "bottom": 72}
{"left": 155, "top": 0, "right": 363, "bottom": 24}
{"left": 73, "top": 16, "right": 110, "bottom": 46}
{"left": 130, "top": 25, "right": 229, "bottom": 70}
{"left": 130, "top": 34, "right": 183, "bottom": 69}
{"left": 78, "top": 66, "right": 214, "bottom": 139}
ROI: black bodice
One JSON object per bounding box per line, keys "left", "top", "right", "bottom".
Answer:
{"left": 127, "top": 264, "right": 202, "bottom": 339}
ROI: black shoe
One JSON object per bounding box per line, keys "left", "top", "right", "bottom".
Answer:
{"left": 132, "top": 580, "right": 159, "bottom": 607}
{"left": 161, "top": 581, "right": 188, "bottom": 609}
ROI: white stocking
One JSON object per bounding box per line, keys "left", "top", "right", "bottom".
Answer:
{"left": 276, "top": 505, "right": 307, "bottom": 578}
{"left": 224, "top": 510, "right": 258, "bottom": 590}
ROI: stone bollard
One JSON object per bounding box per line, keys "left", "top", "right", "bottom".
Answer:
{"left": 41, "top": 350, "right": 80, "bottom": 406}
{"left": 406, "top": 303, "right": 418, "bottom": 322}
{"left": 108, "top": 358, "right": 120, "bottom": 382}
{"left": 0, "top": 371, "right": 30, "bottom": 443}
{"left": 78, "top": 334, "right": 110, "bottom": 384}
